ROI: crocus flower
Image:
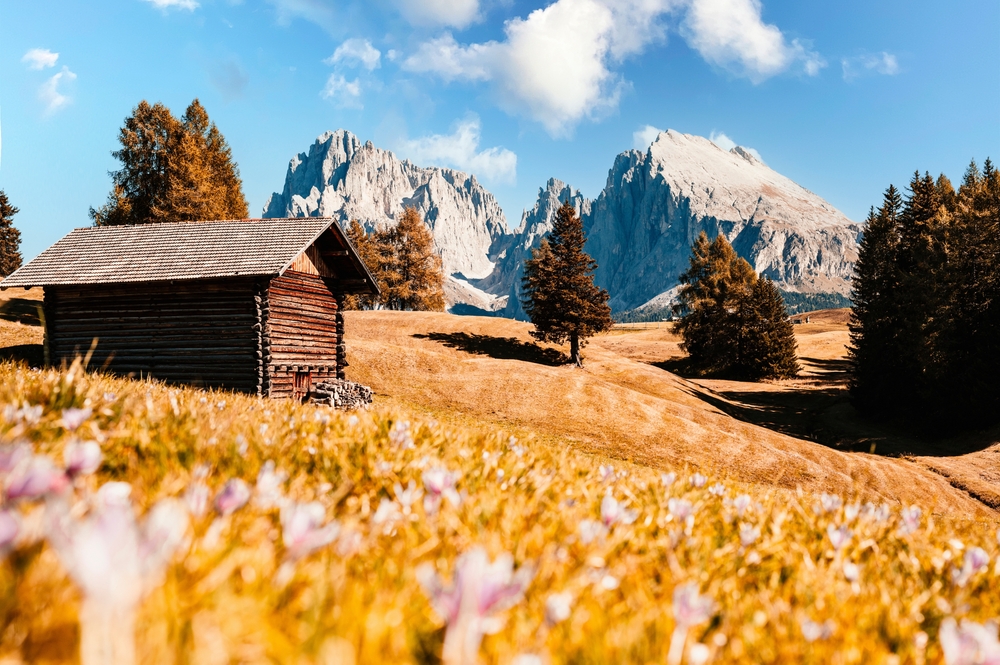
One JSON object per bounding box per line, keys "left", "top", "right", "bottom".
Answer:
{"left": 45, "top": 482, "right": 187, "bottom": 665}
{"left": 214, "top": 479, "right": 251, "bottom": 516}
{"left": 545, "top": 591, "right": 573, "bottom": 626}
{"left": 844, "top": 503, "right": 861, "bottom": 522}
{"left": 184, "top": 466, "right": 210, "bottom": 519}
{"left": 816, "top": 493, "right": 842, "bottom": 515}
{"left": 65, "top": 441, "right": 103, "bottom": 478}
{"left": 860, "top": 502, "right": 891, "bottom": 523}
{"left": 0, "top": 442, "right": 30, "bottom": 473}
{"left": 667, "top": 498, "right": 694, "bottom": 522}
{"left": 732, "top": 494, "right": 752, "bottom": 517}
{"left": 394, "top": 480, "right": 423, "bottom": 515}
{"left": 952, "top": 547, "right": 990, "bottom": 587}
{"left": 61, "top": 407, "right": 92, "bottom": 432}
{"left": 578, "top": 519, "right": 608, "bottom": 545}
{"left": 739, "top": 523, "right": 760, "bottom": 548}
{"left": 688, "top": 643, "right": 711, "bottom": 665}
{"left": 389, "top": 420, "right": 414, "bottom": 449}
{"left": 416, "top": 547, "right": 534, "bottom": 665}
{"left": 599, "top": 465, "right": 616, "bottom": 483}
{"left": 372, "top": 497, "right": 402, "bottom": 526}
{"left": 801, "top": 619, "right": 835, "bottom": 642}
{"left": 600, "top": 495, "right": 637, "bottom": 528}
{"left": 689, "top": 473, "right": 707, "bottom": 488}
{"left": 668, "top": 584, "right": 714, "bottom": 665}
{"left": 254, "top": 461, "right": 288, "bottom": 509}
{"left": 899, "top": 506, "right": 922, "bottom": 536}
{"left": 422, "top": 467, "right": 461, "bottom": 515}
{"left": 0, "top": 509, "right": 19, "bottom": 557}
{"left": 843, "top": 561, "right": 860, "bottom": 582}
{"left": 280, "top": 501, "right": 340, "bottom": 563}
{"left": 827, "top": 524, "right": 852, "bottom": 551}
{"left": 5, "top": 455, "right": 68, "bottom": 501}
{"left": 939, "top": 617, "right": 1000, "bottom": 665}
{"left": 708, "top": 483, "right": 725, "bottom": 496}
{"left": 661, "top": 472, "right": 677, "bottom": 486}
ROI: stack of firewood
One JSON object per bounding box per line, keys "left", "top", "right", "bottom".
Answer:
{"left": 310, "top": 379, "right": 373, "bottom": 410}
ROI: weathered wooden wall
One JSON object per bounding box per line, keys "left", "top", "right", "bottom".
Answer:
{"left": 265, "top": 270, "right": 342, "bottom": 400}
{"left": 44, "top": 278, "right": 261, "bottom": 393}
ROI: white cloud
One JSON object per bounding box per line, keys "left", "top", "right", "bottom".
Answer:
{"left": 398, "top": 0, "right": 481, "bottom": 29}
{"left": 404, "top": 0, "right": 822, "bottom": 136}
{"left": 681, "top": 0, "right": 824, "bottom": 82}
{"left": 39, "top": 66, "right": 76, "bottom": 116}
{"left": 399, "top": 116, "right": 517, "bottom": 184}
{"left": 22, "top": 48, "right": 59, "bottom": 70}
{"left": 321, "top": 75, "right": 362, "bottom": 108}
{"left": 633, "top": 124, "right": 664, "bottom": 149}
{"left": 326, "top": 39, "right": 381, "bottom": 71}
{"left": 143, "top": 0, "right": 200, "bottom": 10}
{"left": 841, "top": 51, "right": 899, "bottom": 81}
{"left": 266, "top": 0, "right": 337, "bottom": 33}
{"left": 710, "top": 130, "right": 763, "bottom": 162}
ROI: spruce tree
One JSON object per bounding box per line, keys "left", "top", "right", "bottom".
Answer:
{"left": 521, "top": 200, "right": 612, "bottom": 367}
{"left": 733, "top": 277, "right": 800, "bottom": 380}
{"left": 90, "top": 99, "right": 248, "bottom": 225}
{"left": 0, "top": 191, "right": 22, "bottom": 277}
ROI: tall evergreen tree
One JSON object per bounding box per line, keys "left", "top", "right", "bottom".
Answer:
{"left": 0, "top": 191, "right": 22, "bottom": 277}
{"left": 521, "top": 200, "right": 612, "bottom": 367}
{"left": 674, "top": 232, "right": 797, "bottom": 379}
{"left": 90, "top": 99, "right": 248, "bottom": 225}
{"left": 381, "top": 208, "right": 445, "bottom": 311}
{"left": 343, "top": 219, "right": 380, "bottom": 310}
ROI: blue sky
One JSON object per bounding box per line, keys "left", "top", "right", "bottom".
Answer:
{"left": 2, "top": 0, "right": 998, "bottom": 260}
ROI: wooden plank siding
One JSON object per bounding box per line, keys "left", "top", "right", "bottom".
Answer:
{"left": 264, "top": 270, "right": 344, "bottom": 400}
{"left": 44, "top": 278, "right": 262, "bottom": 393}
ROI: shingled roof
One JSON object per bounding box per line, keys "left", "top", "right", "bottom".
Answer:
{"left": 1, "top": 218, "right": 376, "bottom": 290}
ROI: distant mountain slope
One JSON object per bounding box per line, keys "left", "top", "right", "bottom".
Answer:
{"left": 265, "top": 129, "right": 860, "bottom": 316}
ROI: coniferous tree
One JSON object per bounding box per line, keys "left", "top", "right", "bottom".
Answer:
{"left": 343, "top": 219, "right": 380, "bottom": 310}
{"left": 521, "top": 200, "right": 612, "bottom": 367}
{"left": 381, "top": 207, "right": 445, "bottom": 311}
{"left": 0, "top": 191, "right": 22, "bottom": 277}
{"left": 674, "top": 232, "right": 798, "bottom": 379}
{"left": 90, "top": 99, "right": 248, "bottom": 225}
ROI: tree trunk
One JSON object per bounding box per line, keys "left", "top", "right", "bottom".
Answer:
{"left": 570, "top": 332, "right": 582, "bottom": 367}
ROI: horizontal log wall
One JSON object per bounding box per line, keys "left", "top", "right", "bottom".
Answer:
{"left": 265, "top": 270, "right": 341, "bottom": 400}
{"left": 46, "top": 279, "right": 261, "bottom": 393}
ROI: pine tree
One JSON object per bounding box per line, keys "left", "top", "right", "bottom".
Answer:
{"left": 521, "top": 200, "right": 612, "bottom": 367}
{"left": 733, "top": 277, "right": 800, "bottom": 380}
{"left": 90, "top": 99, "right": 248, "bottom": 225}
{"left": 0, "top": 191, "right": 22, "bottom": 277}
{"left": 381, "top": 208, "right": 445, "bottom": 311}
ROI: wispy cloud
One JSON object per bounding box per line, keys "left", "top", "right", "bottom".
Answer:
{"left": 266, "top": 0, "right": 337, "bottom": 33}
{"left": 22, "top": 48, "right": 59, "bottom": 70}
{"left": 326, "top": 39, "right": 381, "bottom": 71}
{"left": 397, "top": 0, "right": 481, "bottom": 29}
{"left": 39, "top": 67, "right": 77, "bottom": 116}
{"left": 398, "top": 116, "right": 517, "bottom": 185}
{"left": 841, "top": 51, "right": 899, "bottom": 81}
{"left": 633, "top": 125, "right": 664, "bottom": 150}
{"left": 404, "top": 0, "right": 825, "bottom": 136}
{"left": 709, "top": 130, "right": 763, "bottom": 162}
{"left": 321, "top": 75, "right": 362, "bottom": 109}
{"left": 142, "top": 0, "right": 200, "bottom": 10}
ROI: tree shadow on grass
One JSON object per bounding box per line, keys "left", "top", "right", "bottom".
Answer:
{"left": 654, "top": 355, "right": 999, "bottom": 458}
{"left": 0, "top": 344, "right": 44, "bottom": 367}
{"left": 0, "top": 298, "right": 42, "bottom": 326}
{"left": 413, "top": 332, "right": 568, "bottom": 366}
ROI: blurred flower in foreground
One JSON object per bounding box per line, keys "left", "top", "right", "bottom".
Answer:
{"left": 688, "top": 642, "right": 711, "bottom": 665}
{"left": 417, "top": 547, "right": 533, "bottom": 665}
{"left": 389, "top": 420, "right": 414, "bottom": 449}
{"left": 394, "top": 480, "right": 422, "bottom": 515}
{"left": 545, "top": 591, "right": 573, "bottom": 626}
{"left": 952, "top": 547, "right": 990, "bottom": 588}
{"left": 667, "top": 583, "right": 714, "bottom": 665}
{"left": 64, "top": 441, "right": 102, "bottom": 478}
{"left": 578, "top": 519, "right": 608, "bottom": 545}
{"left": 661, "top": 472, "right": 677, "bottom": 487}
{"left": 828, "top": 524, "right": 852, "bottom": 551}
{"left": 938, "top": 617, "right": 1000, "bottom": 665}
{"left": 899, "top": 506, "right": 922, "bottom": 536}
{"left": 732, "top": 494, "right": 752, "bottom": 518}
{"left": 254, "top": 461, "right": 288, "bottom": 510}
{"left": 61, "top": 407, "right": 92, "bottom": 432}
{"left": 600, "top": 495, "right": 637, "bottom": 528}
{"left": 739, "top": 523, "right": 760, "bottom": 548}
{"left": 599, "top": 465, "right": 616, "bottom": 483}
{"left": 689, "top": 474, "right": 707, "bottom": 488}
{"left": 801, "top": 618, "right": 835, "bottom": 642}
{"left": 46, "top": 482, "right": 187, "bottom": 665}
{"left": 860, "top": 502, "right": 891, "bottom": 524}
{"left": 372, "top": 497, "right": 402, "bottom": 527}
{"left": 215, "top": 479, "right": 251, "bottom": 516}
{"left": 0, "top": 509, "right": 19, "bottom": 557}
{"left": 183, "top": 465, "right": 210, "bottom": 518}
{"left": 422, "top": 467, "right": 461, "bottom": 515}
{"left": 668, "top": 498, "right": 694, "bottom": 523}
{"left": 708, "top": 483, "right": 725, "bottom": 497}
{"left": 6, "top": 455, "right": 68, "bottom": 501}
{"left": 843, "top": 561, "right": 860, "bottom": 583}
{"left": 0, "top": 442, "right": 30, "bottom": 473}
{"left": 816, "top": 493, "right": 842, "bottom": 515}
{"left": 275, "top": 501, "right": 340, "bottom": 585}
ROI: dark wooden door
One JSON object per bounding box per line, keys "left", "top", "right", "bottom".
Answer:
{"left": 293, "top": 370, "right": 311, "bottom": 402}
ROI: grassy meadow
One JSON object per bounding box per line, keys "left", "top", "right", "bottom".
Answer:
{"left": 0, "top": 294, "right": 998, "bottom": 663}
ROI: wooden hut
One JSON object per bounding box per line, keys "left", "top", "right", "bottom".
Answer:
{"left": 0, "top": 218, "right": 378, "bottom": 400}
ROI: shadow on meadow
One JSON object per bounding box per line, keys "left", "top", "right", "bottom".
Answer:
{"left": 656, "top": 355, "right": 1000, "bottom": 460}
{"left": 0, "top": 298, "right": 43, "bottom": 326}
{"left": 413, "top": 331, "right": 568, "bottom": 366}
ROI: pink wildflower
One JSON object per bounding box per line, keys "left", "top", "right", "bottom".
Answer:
{"left": 254, "top": 461, "right": 288, "bottom": 509}
{"left": 389, "top": 420, "right": 414, "bottom": 449}
{"left": 939, "top": 617, "right": 1000, "bottom": 665}
{"left": 661, "top": 472, "right": 677, "bottom": 486}
{"left": 61, "top": 407, "right": 92, "bottom": 432}
{"left": 422, "top": 467, "right": 461, "bottom": 515}
{"left": 578, "top": 519, "right": 608, "bottom": 544}
{"left": 394, "top": 480, "right": 423, "bottom": 515}
{"left": 280, "top": 501, "right": 340, "bottom": 562}
{"left": 827, "top": 524, "right": 852, "bottom": 551}
{"left": 65, "top": 441, "right": 103, "bottom": 478}
{"left": 668, "top": 584, "right": 714, "bottom": 665}
{"left": 739, "top": 523, "right": 760, "bottom": 548}
{"left": 816, "top": 493, "right": 842, "bottom": 515}
{"left": 5, "top": 455, "right": 68, "bottom": 501}
{"left": 689, "top": 473, "right": 707, "bottom": 488}
{"left": 899, "top": 506, "right": 922, "bottom": 536}
{"left": 0, "top": 509, "right": 19, "bottom": 556}
{"left": 0, "top": 442, "right": 30, "bottom": 473}
{"left": 668, "top": 498, "right": 694, "bottom": 522}
{"left": 732, "top": 494, "right": 752, "bottom": 517}
{"left": 599, "top": 465, "right": 616, "bottom": 483}
{"left": 214, "top": 478, "right": 251, "bottom": 516}
{"left": 416, "top": 547, "right": 534, "bottom": 665}
{"left": 600, "top": 495, "right": 637, "bottom": 528}
{"left": 952, "top": 547, "right": 990, "bottom": 587}
{"left": 545, "top": 591, "right": 573, "bottom": 626}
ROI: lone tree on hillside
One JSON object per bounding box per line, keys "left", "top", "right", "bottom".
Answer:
{"left": 342, "top": 209, "right": 445, "bottom": 311}
{"left": 521, "top": 199, "right": 612, "bottom": 367}
{"left": 0, "top": 191, "right": 22, "bottom": 277}
{"left": 90, "top": 99, "right": 248, "bottom": 225}
{"left": 674, "top": 231, "right": 799, "bottom": 379}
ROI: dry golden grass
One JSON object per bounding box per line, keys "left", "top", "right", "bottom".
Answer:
{"left": 344, "top": 310, "right": 998, "bottom": 520}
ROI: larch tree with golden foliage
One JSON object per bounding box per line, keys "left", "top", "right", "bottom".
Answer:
{"left": 521, "top": 200, "right": 612, "bottom": 367}
{"left": 342, "top": 210, "right": 445, "bottom": 311}
{"left": 90, "top": 99, "right": 248, "bottom": 226}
